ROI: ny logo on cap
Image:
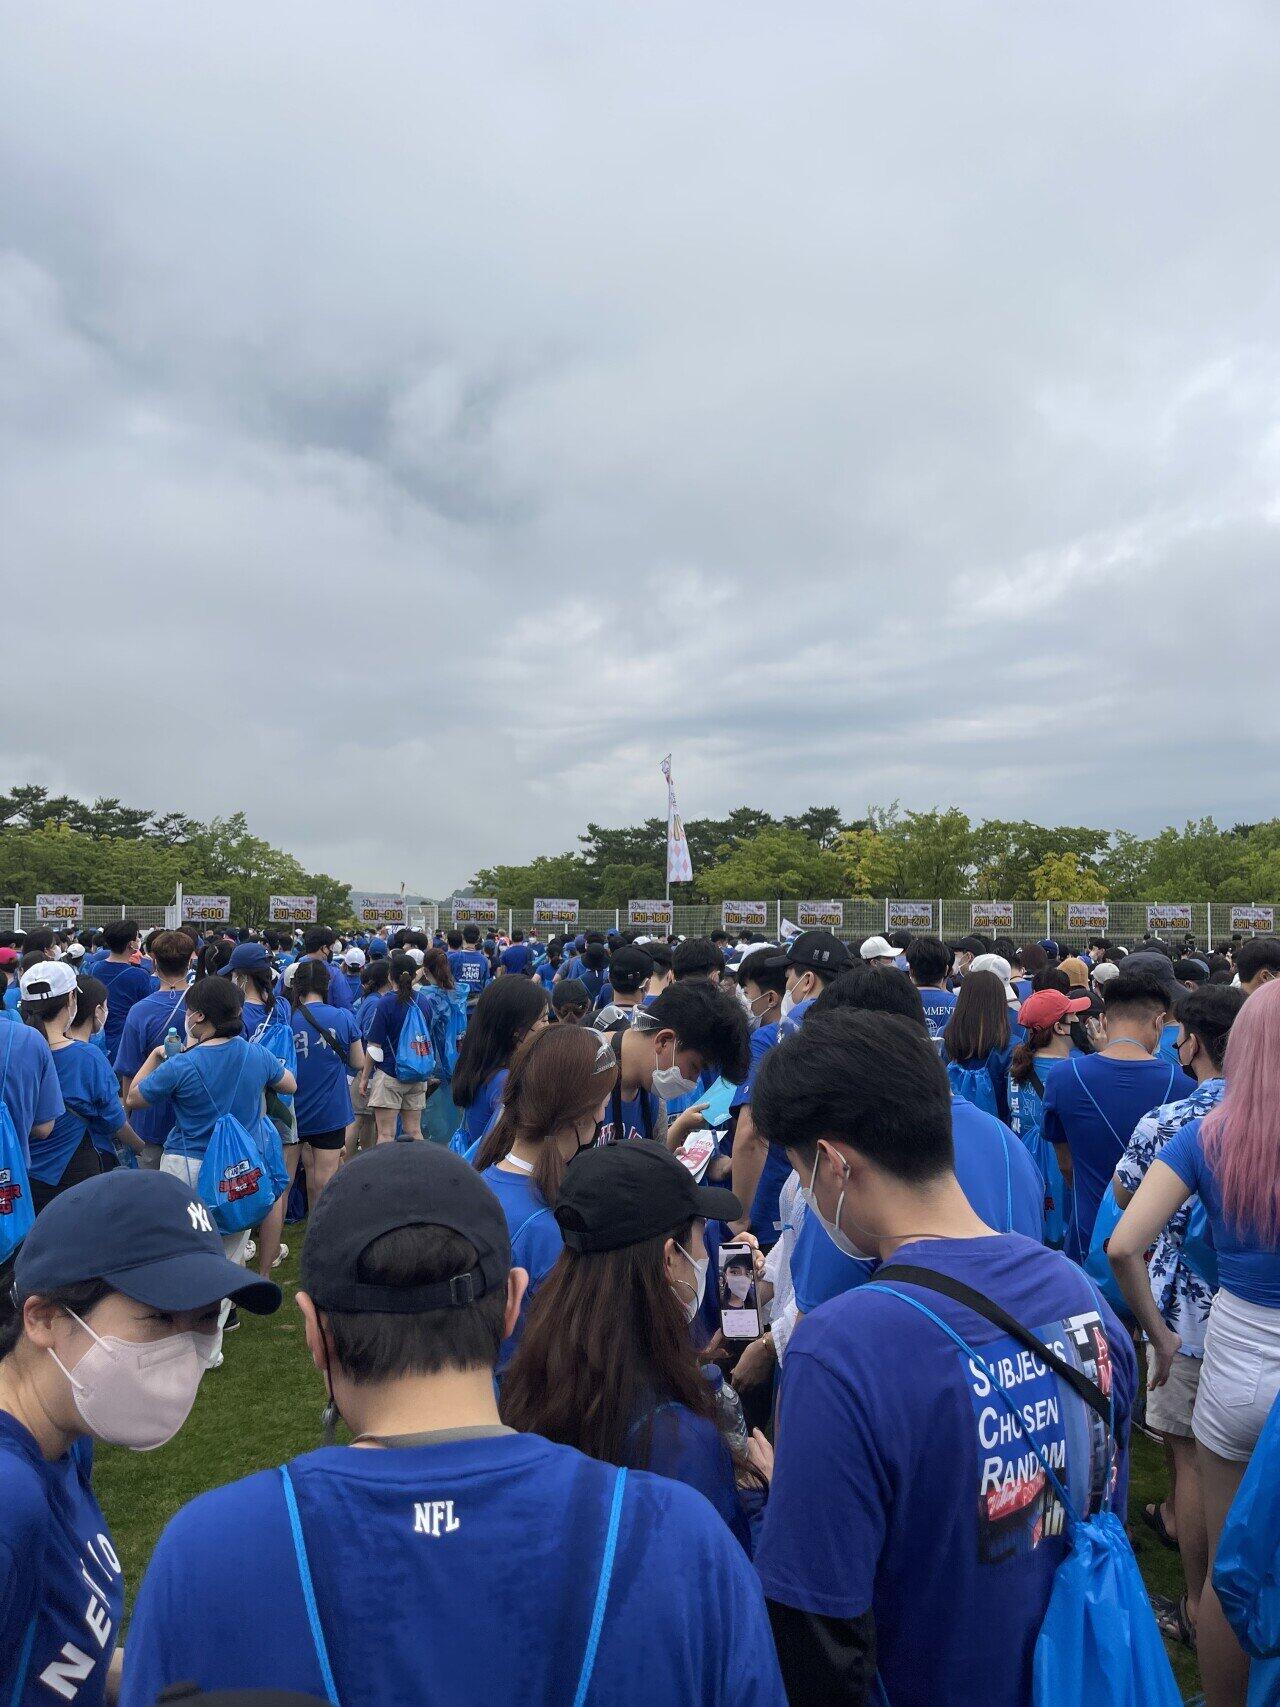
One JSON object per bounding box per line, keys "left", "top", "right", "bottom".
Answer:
{"left": 187, "top": 1201, "right": 214, "bottom": 1234}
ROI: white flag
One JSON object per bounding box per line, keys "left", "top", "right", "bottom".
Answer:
{"left": 662, "top": 755, "right": 693, "bottom": 884}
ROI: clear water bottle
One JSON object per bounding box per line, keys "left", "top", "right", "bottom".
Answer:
{"left": 163, "top": 1026, "right": 181, "bottom": 1058}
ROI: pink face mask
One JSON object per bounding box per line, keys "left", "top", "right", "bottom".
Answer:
{"left": 51, "top": 1310, "right": 219, "bottom": 1451}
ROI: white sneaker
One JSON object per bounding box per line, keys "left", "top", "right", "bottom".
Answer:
{"left": 244, "top": 1240, "right": 257, "bottom": 1261}
{"left": 273, "top": 1243, "right": 289, "bottom": 1269}
{"left": 208, "top": 1351, "right": 225, "bottom": 1370}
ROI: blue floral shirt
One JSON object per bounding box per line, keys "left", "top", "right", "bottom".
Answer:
{"left": 1114, "top": 1078, "right": 1223, "bottom": 1358}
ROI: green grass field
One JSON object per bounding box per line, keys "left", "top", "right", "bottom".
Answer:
{"left": 95, "top": 1233, "right": 1203, "bottom": 1700}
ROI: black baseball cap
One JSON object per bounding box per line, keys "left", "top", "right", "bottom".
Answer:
{"left": 756, "top": 930, "right": 852, "bottom": 976}
{"left": 15, "top": 1170, "right": 281, "bottom": 1314}
{"left": 554, "top": 1141, "right": 741, "bottom": 1254}
{"left": 300, "top": 1144, "right": 511, "bottom": 1313}
{"left": 607, "top": 943, "right": 654, "bottom": 992}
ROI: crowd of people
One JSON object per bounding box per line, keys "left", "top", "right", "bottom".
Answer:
{"left": 2, "top": 911, "right": 1280, "bottom": 1704}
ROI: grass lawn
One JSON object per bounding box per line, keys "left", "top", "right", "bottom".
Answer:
{"left": 95, "top": 1231, "right": 1203, "bottom": 1700}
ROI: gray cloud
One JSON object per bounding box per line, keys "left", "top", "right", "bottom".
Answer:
{"left": 3, "top": 2, "right": 1279, "bottom": 890}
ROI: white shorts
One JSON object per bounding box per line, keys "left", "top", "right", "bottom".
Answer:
{"left": 1192, "top": 1288, "right": 1280, "bottom": 1462}
{"left": 1145, "top": 1343, "right": 1201, "bottom": 1438}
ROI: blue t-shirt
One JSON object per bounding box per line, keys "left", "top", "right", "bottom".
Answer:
{"left": 598, "top": 1084, "right": 660, "bottom": 1145}
{"left": 627, "top": 1402, "right": 750, "bottom": 1551}
{"left": 114, "top": 989, "right": 190, "bottom": 1149}
{"left": 1156, "top": 1023, "right": 1183, "bottom": 1068}
{"left": 323, "top": 963, "right": 354, "bottom": 1011}
{"left": 1162, "top": 1116, "right": 1280, "bottom": 1307}
{"left": 0, "top": 1413, "right": 123, "bottom": 1707}
{"left": 94, "top": 960, "right": 156, "bottom": 1063}
{"left": 535, "top": 959, "right": 560, "bottom": 991}
{"left": 120, "top": 1435, "right": 784, "bottom": 1707}
{"left": 731, "top": 1023, "right": 791, "bottom": 1240}
{"left": 291, "top": 1003, "right": 359, "bottom": 1137}
{"left": 499, "top": 944, "right": 533, "bottom": 976}
{"left": 756, "top": 1236, "right": 1136, "bottom": 1707}
{"left": 2, "top": 985, "right": 20, "bottom": 1012}
{"left": 918, "top": 986, "right": 958, "bottom": 1043}
{"left": 33, "top": 1043, "right": 127, "bottom": 1181}
{"left": 1042, "top": 1054, "right": 1192, "bottom": 1261}
{"left": 461, "top": 1069, "right": 507, "bottom": 1146}
{"left": 789, "top": 1100, "right": 1045, "bottom": 1314}
{"left": 481, "top": 1166, "right": 563, "bottom": 1371}
{"left": 137, "top": 1038, "right": 287, "bottom": 1160}
{"left": 0, "top": 1024, "right": 64, "bottom": 1163}
{"left": 779, "top": 996, "right": 815, "bottom": 1038}
{"left": 449, "top": 951, "right": 491, "bottom": 999}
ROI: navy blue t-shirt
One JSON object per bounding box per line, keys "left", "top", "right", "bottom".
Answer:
{"left": 918, "top": 986, "right": 958, "bottom": 1043}
{"left": 290, "top": 1003, "right": 359, "bottom": 1136}
{"left": 94, "top": 960, "right": 156, "bottom": 1063}
{"left": 626, "top": 1402, "right": 751, "bottom": 1552}
{"left": 34, "top": 1042, "right": 127, "bottom": 1180}
{"left": 481, "top": 1165, "right": 564, "bottom": 1372}
{"left": 114, "top": 989, "right": 190, "bottom": 1149}
{"left": 120, "top": 1435, "right": 785, "bottom": 1707}
{"left": 449, "top": 951, "right": 492, "bottom": 999}
{"left": 499, "top": 944, "right": 533, "bottom": 976}
{"left": 757, "top": 1236, "right": 1136, "bottom": 1707}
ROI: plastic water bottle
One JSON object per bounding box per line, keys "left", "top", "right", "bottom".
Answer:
{"left": 163, "top": 1027, "right": 181, "bottom": 1058}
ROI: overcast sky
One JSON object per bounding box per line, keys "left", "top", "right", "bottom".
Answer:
{"left": 4, "top": 4, "right": 1279, "bottom": 892}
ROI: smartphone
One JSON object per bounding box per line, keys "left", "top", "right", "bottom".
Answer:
{"left": 718, "top": 1241, "right": 762, "bottom": 1340}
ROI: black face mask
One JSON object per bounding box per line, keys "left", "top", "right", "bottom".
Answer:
{"left": 1069, "top": 1019, "right": 1095, "bottom": 1055}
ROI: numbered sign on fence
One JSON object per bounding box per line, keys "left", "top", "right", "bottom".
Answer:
{"left": 1065, "top": 903, "right": 1109, "bottom": 933}
{"left": 1230, "top": 905, "right": 1275, "bottom": 934}
{"left": 628, "top": 899, "right": 674, "bottom": 930}
{"left": 886, "top": 900, "right": 933, "bottom": 932}
{"left": 533, "top": 898, "right": 579, "bottom": 928}
{"left": 1146, "top": 905, "right": 1192, "bottom": 933}
{"left": 970, "top": 902, "right": 1014, "bottom": 931}
{"left": 795, "top": 901, "right": 844, "bottom": 930}
{"left": 269, "top": 895, "right": 317, "bottom": 924}
{"left": 451, "top": 898, "right": 499, "bottom": 928}
{"left": 182, "top": 894, "right": 231, "bottom": 925}
{"left": 352, "top": 893, "right": 408, "bottom": 928}
{"left": 722, "top": 901, "right": 769, "bottom": 931}
{"left": 35, "top": 893, "right": 83, "bottom": 924}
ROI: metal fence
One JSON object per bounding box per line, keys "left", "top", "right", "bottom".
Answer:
{"left": 12, "top": 904, "right": 174, "bottom": 933}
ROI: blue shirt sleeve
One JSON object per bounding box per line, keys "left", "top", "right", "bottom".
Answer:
{"left": 1157, "top": 1119, "right": 1204, "bottom": 1195}
{"left": 82, "top": 1051, "right": 127, "bottom": 1139}
{"left": 32, "top": 1036, "right": 64, "bottom": 1127}
{"left": 790, "top": 1213, "right": 874, "bottom": 1315}
{"left": 135, "top": 1053, "right": 183, "bottom": 1106}
{"left": 642, "top": 1406, "right": 750, "bottom": 1552}
{"left": 114, "top": 1004, "right": 151, "bottom": 1080}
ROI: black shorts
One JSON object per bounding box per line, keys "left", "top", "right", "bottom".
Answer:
{"left": 32, "top": 1133, "right": 102, "bottom": 1215}
{"left": 300, "top": 1127, "right": 346, "bottom": 1151}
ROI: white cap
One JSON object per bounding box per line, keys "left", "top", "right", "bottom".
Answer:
{"left": 403, "top": 947, "right": 425, "bottom": 967}
{"left": 969, "top": 953, "right": 1018, "bottom": 1004}
{"left": 859, "top": 935, "right": 899, "bottom": 962}
{"left": 1092, "top": 960, "right": 1121, "bottom": 987}
{"left": 20, "top": 960, "right": 79, "bottom": 1001}
{"left": 341, "top": 947, "right": 366, "bottom": 969}
{"left": 64, "top": 942, "right": 86, "bottom": 960}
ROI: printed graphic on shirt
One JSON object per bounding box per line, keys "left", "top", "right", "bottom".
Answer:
{"left": 961, "top": 1307, "right": 1112, "bottom": 1565}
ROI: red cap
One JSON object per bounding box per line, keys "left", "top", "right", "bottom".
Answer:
{"left": 1018, "top": 989, "right": 1092, "bottom": 1031}
{"left": 0, "top": 947, "right": 18, "bottom": 966}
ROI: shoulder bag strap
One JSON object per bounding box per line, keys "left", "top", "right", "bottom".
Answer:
{"left": 878, "top": 1263, "right": 1111, "bottom": 1430}
{"left": 572, "top": 1467, "right": 628, "bottom": 1707}
{"left": 1027, "top": 1064, "right": 1045, "bottom": 1099}
{"left": 1070, "top": 1058, "right": 1124, "bottom": 1146}
{"left": 298, "top": 1001, "right": 344, "bottom": 1058}
{"left": 280, "top": 1466, "right": 341, "bottom": 1705}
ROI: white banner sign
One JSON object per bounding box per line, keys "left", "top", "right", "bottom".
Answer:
{"left": 533, "top": 898, "right": 579, "bottom": 927}
{"left": 795, "top": 901, "right": 845, "bottom": 930}
{"left": 451, "top": 898, "right": 499, "bottom": 927}
{"left": 1065, "top": 903, "right": 1109, "bottom": 933}
{"left": 1146, "top": 904, "right": 1192, "bottom": 933}
{"left": 628, "top": 899, "right": 674, "bottom": 930}
{"left": 886, "top": 900, "right": 934, "bottom": 932}
{"left": 352, "top": 893, "right": 408, "bottom": 928}
{"left": 181, "top": 894, "right": 231, "bottom": 925}
{"left": 1230, "top": 905, "right": 1275, "bottom": 935}
{"left": 722, "top": 901, "right": 769, "bottom": 931}
{"left": 35, "top": 893, "right": 83, "bottom": 923}
{"left": 269, "top": 895, "right": 318, "bottom": 924}
{"left": 971, "top": 902, "right": 1014, "bottom": 931}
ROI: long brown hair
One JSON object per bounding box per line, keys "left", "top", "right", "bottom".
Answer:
{"left": 472, "top": 1026, "right": 617, "bottom": 1206}
{"left": 944, "top": 969, "right": 1011, "bottom": 1062}
{"left": 501, "top": 1221, "right": 721, "bottom": 1469}
{"left": 422, "top": 946, "right": 454, "bottom": 990}
{"left": 1010, "top": 1023, "right": 1057, "bottom": 1084}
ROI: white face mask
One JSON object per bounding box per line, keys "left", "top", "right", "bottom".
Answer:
{"left": 652, "top": 1043, "right": 698, "bottom": 1100}
{"left": 780, "top": 974, "right": 810, "bottom": 1021}
{"left": 51, "top": 1310, "right": 218, "bottom": 1451}
{"left": 672, "top": 1241, "right": 709, "bottom": 1322}
{"left": 801, "top": 1153, "right": 874, "bottom": 1260}
{"left": 735, "top": 986, "right": 758, "bottom": 1031}
{"left": 725, "top": 1272, "right": 753, "bottom": 1301}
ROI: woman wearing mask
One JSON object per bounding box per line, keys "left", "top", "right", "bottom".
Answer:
{"left": 449, "top": 977, "right": 550, "bottom": 1154}
{"left": 227, "top": 942, "right": 297, "bottom": 1278}
{"left": 942, "top": 969, "right": 1013, "bottom": 1121}
{"left": 124, "top": 977, "right": 295, "bottom": 1362}
{"left": 473, "top": 1026, "right": 618, "bottom": 1371}
{"left": 0, "top": 1168, "right": 280, "bottom": 1704}
{"left": 1006, "top": 989, "right": 1089, "bottom": 1250}
{"left": 502, "top": 1140, "right": 770, "bottom": 1552}
{"left": 21, "top": 967, "right": 143, "bottom": 1209}
{"left": 289, "top": 960, "right": 363, "bottom": 1204}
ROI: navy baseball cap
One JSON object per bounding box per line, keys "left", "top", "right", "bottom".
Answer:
{"left": 14, "top": 1171, "right": 282, "bottom": 1314}
{"left": 755, "top": 929, "right": 852, "bottom": 977}
{"left": 1038, "top": 939, "right": 1061, "bottom": 958}
{"left": 366, "top": 938, "right": 389, "bottom": 959}
{"left": 224, "top": 942, "right": 273, "bottom": 976}
{"left": 555, "top": 1140, "right": 740, "bottom": 1254}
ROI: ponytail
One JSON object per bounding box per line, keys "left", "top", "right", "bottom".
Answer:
{"left": 290, "top": 959, "right": 331, "bottom": 1009}
{"left": 389, "top": 952, "right": 418, "bottom": 1007}
{"left": 1009, "top": 1023, "right": 1056, "bottom": 1084}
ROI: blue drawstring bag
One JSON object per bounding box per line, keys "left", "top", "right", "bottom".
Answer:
{"left": 1022, "top": 1125, "right": 1068, "bottom": 1250}
{"left": 183, "top": 1049, "right": 277, "bottom": 1235}
{"left": 867, "top": 1268, "right": 1182, "bottom": 1707}
{"left": 254, "top": 1114, "right": 291, "bottom": 1201}
{"left": 251, "top": 1012, "right": 298, "bottom": 1103}
{"left": 394, "top": 1001, "right": 435, "bottom": 1083}
{"left": 0, "top": 1030, "right": 35, "bottom": 1264}
{"left": 947, "top": 1060, "right": 998, "bottom": 1116}
{"left": 447, "top": 1125, "right": 471, "bottom": 1156}
{"left": 1180, "top": 1197, "right": 1219, "bottom": 1292}
{"left": 1214, "top": 1390, "right": 1280, "bottom": 1677}
{"left": 437, "top": 987, "right": 469, "bottom": 1078}
{"left": 1083, "top": 1185, "right": 1134, "bottom": 1327}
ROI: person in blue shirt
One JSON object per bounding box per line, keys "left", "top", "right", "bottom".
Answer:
{"left": 750, "top": 1005, "right": 1138, "bottom": 1707}
{"left": 502, "top": 1139, "right": 770, "bottom": 1554}
{"left": 496, "top": 929, "right": 534, "bottom": 977}
{"left": 449, "top": 976, "right": 550, "bottom": 1152}
{"left": 25, "top": 970, "right": 143, "bottom": 1209}
{"left": 114, "top": 932, "right": 196, "bottom": 1166}
{"left": 905, "top": 934, "right": 958, "bottom": 1045}
{"left": 534, "top": 937, "right": 564, "bottom": 990}
{"left": 349, "top": 958, "right": 392, "bottom": 1153}
{"left": 593, "top": 942, "right": 653, "bottom": 1029}
{"left": 751, "top": 929, "right": 852, "bottom": 1039}
{"left": 225, "top": 941, "right": 299, "bottom": 1279}
{"left": 593, "top": 982, "right": 751, "bottom": 1148}
{"left": 289, "top": 961, "right": 363, "bottom": 1205}
{"left": 942, "top": 968, "right": 1014, "bottom": 1121}
{"left": 728, "top": 948, "right": 789, "bottom": 1249}
{"left": 472, "top": 1025, "right": 618, "bottom": 1370}
{"left": 447, "top": 924, "right": 492, "bottom": 1004}
{"left": 92, "top": 920, "right": 155, "bottom": 1065}
{"left": 358, "top": 953, "right": 444, "bottom": 1147}
{"left": 0, "top": 979, "right": 64, "bottom": 1166}
{"left": 121, "top": 1143, "right": 783, "bottom": 1707}
{"left": 1042, "top": 966, "right": 1194, "bottom": 1262}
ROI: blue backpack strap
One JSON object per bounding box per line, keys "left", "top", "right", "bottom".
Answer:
{"left": 8, "top": 1616, "right": 37, "bottom": 1707}
{"left": 510, "top": 1207, "right": 552, "bottom": 1249}
{"left": 0, "top": 1023, "right": 14, "bottom": 1099}
{"left": 280, "top": 1466, "right": 341, "bottom": 1704}
{"left": 572, "top": 1467, "right": 628, "bottom": 1707}
{"left": 1070, "top": 1058, "right": 1124, "bottom": 1146}
{"left": 998, "top": 1123, "right": 1013, "bottom": 1232}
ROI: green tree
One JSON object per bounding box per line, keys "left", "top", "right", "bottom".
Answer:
{"left": 471, "top": 853, "right": 591, "bottom": 910}
{"left": 699, "top": 826, "right": 847, "bottom": 901}
{"left": 1029, "top": 852, "right": 1108, "bottom": 902}
{"left": 67, "top": 797, "right": 154, "bottom": 840}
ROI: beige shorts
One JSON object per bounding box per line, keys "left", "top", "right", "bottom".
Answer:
{"left": 1145, "top": 1343, "right": 1201, "bottom": 1438}
{"left": 366, "top": 1069, "right": 427, "bottom": 1112}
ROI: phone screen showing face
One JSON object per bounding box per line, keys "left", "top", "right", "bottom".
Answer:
{"left": 718, "top": 1241, "right": 762, "bottom": 1340}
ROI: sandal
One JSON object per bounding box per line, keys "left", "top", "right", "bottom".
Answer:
{"left": 1152, "top": 1592, "right": 1196, "bottom": 1651}
{"left": 1142, "top": 1501, "right": 1178, "bottom": 1551}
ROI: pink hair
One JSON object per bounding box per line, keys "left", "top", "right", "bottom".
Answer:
{"left": 1202, "top": 977, "right": 1280, "bottom": 1246}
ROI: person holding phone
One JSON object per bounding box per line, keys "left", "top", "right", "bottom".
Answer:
{"left": 501, "top": 1140, "right": 771, "bottom": 1551}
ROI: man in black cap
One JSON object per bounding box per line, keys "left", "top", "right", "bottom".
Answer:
{"left": 122, "top": 1144, "right": 783, "bottom": 1707}
{"left": 753, "top": 930, "right": 852, "bottom": 1038}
